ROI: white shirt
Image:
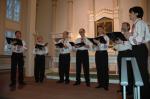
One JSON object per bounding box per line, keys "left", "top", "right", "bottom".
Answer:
{"left": 114, "top": 41, "right": 132, "bottom": 51}
{"left": 33, "top": 43, "right": 48, "bottom": 55}
{"left": 57, "top": 39, "right": 72, "bottom": 54}
{"left": 12, "top": 40, "right": 27, "bottom": 53}
{"left": 129, "top": 18, "right": 150, "bottom": 45}
{"left": 93, "top": 35, "right": 109, "bottom": 51}
{"left": 75, "top": 37, "right": 92, "bottom": 51}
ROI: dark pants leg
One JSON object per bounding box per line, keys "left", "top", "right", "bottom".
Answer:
{"left": 11, "top": 53, "right": 24, "bottom": 85}
{"left": 34, "top": 56, "right": 40, "bottom": 82}
{"left": 82, "top": 51, "right": 90, "bottom": 84}
{"left": 59, "top": 54, "right": 65, "bottom": 81}
{"left": 76, "top": 50, "right": 90, "bottom": 84}
{"left": 95, "top": 51, "right": 109, "bottom": 87}
{"left": 59, "top": 54, "right": 70, "bottom": 82}
{"left": 64, "top": 54, "right": 70, "bottom": 82}
{"left": 126, "top": 60, "right": 134, "bottom": 94}
{"left": 76, "top": 51, "right": 82, "bottom": 83}
{"left": 132, "top": 44, "right": 150, "bottom": 99}
{"left": 17, "top": 53, "right": 24, "bottom": 84}
{"left": 10, "top": 53, "right": 18, "bottom": 85}
{"left": 39, "top": 55, "right": 45, "bottom": 82}
{"left": 34, "top": 55, "right": 45, "bottom": 82}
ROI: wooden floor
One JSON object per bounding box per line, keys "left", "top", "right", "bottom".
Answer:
{"left": 0, "top": 71, "right": 122, "bottom": 99}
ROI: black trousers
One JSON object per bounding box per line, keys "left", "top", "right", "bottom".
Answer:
{"left": 117, "top": 50, "right": 134, "bottom": 94}
{"left": 132, "top": 44, "right": 150, "bottom": 99}
{"left": 76, "top": 50, "right": 90, "bottom": 84}
{"left": 11, "top": 52, "right": 24, "bottom": 85}
{"left": 34, "top": 55, "right": 45, "bottom": 82}
{"left": 58, "top": 53, "right": 70, "bottom": 81}
{"left": 95, "top": 51, "right": 109, "bottom": 87}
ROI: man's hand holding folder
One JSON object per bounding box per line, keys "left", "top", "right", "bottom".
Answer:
{"left": 87, "top": 36, "right": 107, "bottom": 45}
{"left": 35, "top": 43, "right": 48, "bottom": 50}
{"left": 6, "top": 37, "right": 23, "bottom": 46}
{"left": 106, "top": 32, "right": 127, "bottom": 42}
{"left": 55, "top": 43, "right": 64, "bottom": 48}
{"left": 55, "top": 42, "right": 86, "bottom": 48}
{"left": 69, "top": 42, "right": 86, "bottom": 48}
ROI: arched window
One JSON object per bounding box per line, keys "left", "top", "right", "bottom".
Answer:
{"left": 6, "top": 0, "right": 21, "bottom": 22}
{"left": 4, "top": 30, "right": 15, "bottom": 55}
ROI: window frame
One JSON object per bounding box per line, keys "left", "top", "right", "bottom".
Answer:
{"left": 6, "top": 0, "right": 21, "bottom": 22}
{"left": 3, "top": 29, "right": 16, "bottom": 55}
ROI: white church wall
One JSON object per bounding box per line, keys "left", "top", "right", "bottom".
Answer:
{"left": 55, "top": 0, "right": 68, "bottom": 33}
{"left": 72, "top": 0, "right": 89, "bottom": 39}
{"left": 119, "top": 0, "right": 141, "bottom": 26}
{"left": 95, "top": 0, "right": 113, "bottom": 14}
{"left": 36, "top": 0, "right": 52, "bottom": 42}
{"left": 35, "top": 0, "right": 150, "bottom": 75}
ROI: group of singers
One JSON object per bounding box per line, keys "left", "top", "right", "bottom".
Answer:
{"left": 9, "top": 32, "right": 48, "bottom": 91}
{"left": 8, "top": 6, "right": 150, "bottom": 99}
{"left": 56, "top": 6, "right": 150, "bottom": 98}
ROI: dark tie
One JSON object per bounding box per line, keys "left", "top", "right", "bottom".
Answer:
{"left": 81, "top": 38, "right": 84, "bottom": 42}
{"left": 131, "top": 24, "right": 135, "bottom": 35}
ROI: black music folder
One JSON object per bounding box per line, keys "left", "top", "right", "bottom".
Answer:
{"left": 69, "top": 42, "right": 86, "bottom": 47}
{"left": 88, "top": 36, "right": 107, "bottom": 45}
{"left": 35, "top": 43, "right": 48, "bottom": 50}
{"left": 6, "top": 37, "right": 13, "bottom": 44}
{"left": 55, "top": 43, "right": 64, "bottom": 48}
{"left": 6, "top": 37, "right": 23, "bottom": 46}
{"left": 87, "top": 38, "right": 97, "bottom": 45}
{"left": 69, "top": 42, "right": 75, "bottom": 46}
{"left": 75, "top": 42, "right": 86, "bottom": 47}
{"left": 106, "top": 32, "right": 127, "bottom": 41}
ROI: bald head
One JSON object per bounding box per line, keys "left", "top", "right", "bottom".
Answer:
{"left": 79, "top": 28, "right": 85, "bottom": 38}
{"left": 37, "top": 35, "right": 43, "bottom": 43}
{"left": 63, "top": 31, "right": 69, "bottom": 38}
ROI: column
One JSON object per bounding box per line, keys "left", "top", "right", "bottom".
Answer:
{"left": 49, "top": 0, "right": 57, "bottom": 57}
{"left": 25, "top": 0, "right": 37, "bottom": 77}
{"left": 113, "top": 0, "right": 120, "bottom": 31}
{"left": 0, "top": 0, "right": 6, "bottom": 54}
{"left": 148, "top": 0, "right": 150, "bottom": 24}
{"left": 51, "top": 0, "right": 57, "bottom": 33}
{"left": 88, "top": 0, "right": 95, "bottom": 37}
{"left": 67, "top": 0, "right": 73, "bottom": 33}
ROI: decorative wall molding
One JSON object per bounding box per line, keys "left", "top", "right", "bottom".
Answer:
{"left": 95, "top": 8, "right": 114, "bottom": 21}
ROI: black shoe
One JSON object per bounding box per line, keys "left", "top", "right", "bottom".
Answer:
{"left": 127, "top": 93, "right": 133, "bottom": 99}
{"left": 18, "top": 84, "right": 23, "bottom": 89}
{"left": 103, "top": 86, "right": 109, "bottom": 91}
{"left": 9, "top": 83, "right": 16, "bottom": 87}
{"left": 86, "top": 83, "right": 90, "bottom": 87}
{"left": 19, "top": 82, "right": 26, "bottom": 86}
{"left": 10, "top": 85, "right": 16, "bottom": 91}
{"left": 117, "top": 89, "right": 122, "bottom": 93}
{"left": 56, "top": 80, "right": 64, "bottom": 83}
{"left": 39, "top": 79, "right": 44, "bottom": 83}
{"left": 95, "top": 85, "right": 102, "bottom": 88}
{"left": 65, "top": 80, "right": 70, "bottom": 84}
{"left": 35, "top": 80, "right": 39, "bottom": 83}
{"left": 18, "top": 82, "right": 26, "bottom": 89}
{"left": 73, "top": 82, "right": 80, "bottom": 86}
{"left": 127, "top": 91, "right": 133, "bottom": 96}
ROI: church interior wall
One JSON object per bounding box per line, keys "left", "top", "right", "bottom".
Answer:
{"left": 0, "top": 0, "right": 150, "bottom": 75}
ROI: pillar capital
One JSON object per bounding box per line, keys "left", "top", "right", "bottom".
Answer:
{"left": 67, "top": 0, "right": 73, "bottom": 32}
{"left": 67, "top": 0, "right": 73, "bottom": 3}
{"left": 52, "top": 0, "right": 57, "bottom": 7}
